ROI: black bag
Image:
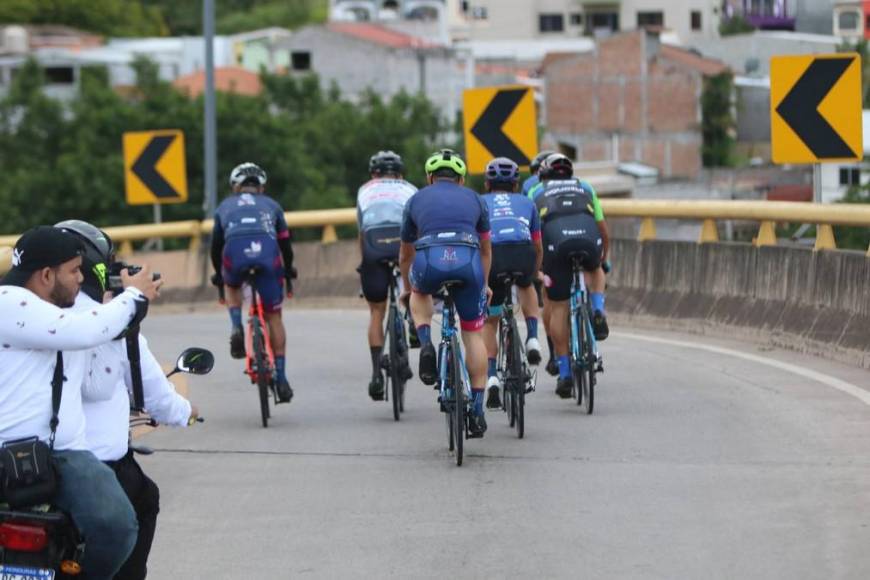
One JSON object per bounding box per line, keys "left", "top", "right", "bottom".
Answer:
{"left": 0, "top": 352, "right": 63, "bottom": 508}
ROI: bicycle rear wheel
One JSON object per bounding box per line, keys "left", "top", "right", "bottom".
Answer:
{"left": 507, "top": 318, "right": 526, "bottom": 438}
{"left": 580, "top": 308, "right": 595, "bottom": 415}
{"left": 251, "top": 318, "right": 270, "bottom": 428}
{"left": 388, "top": 306, "right": 401, "bottom": 421}
{"left": 450, "top": 336, "right": 465, "bottom": 467}
{"left": 572, "top": 310, "right": 585, "bottom": 408}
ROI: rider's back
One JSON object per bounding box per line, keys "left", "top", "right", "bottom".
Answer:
{"left": 357, "top": 178, "right": 416, "bottom": 230}
{"left": 216, "top": 193, "right": 285, "bottom": 241}
{"left": 402, "top": 181, "right": 488, "bottom": 242}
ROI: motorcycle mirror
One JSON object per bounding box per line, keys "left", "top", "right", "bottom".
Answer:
{"left": 169, "top": 348, "right": 215, "bottom": 377}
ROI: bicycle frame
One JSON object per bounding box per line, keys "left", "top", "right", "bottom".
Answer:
{"left": 244, "top": 282, "right": 276, "bottom": 385}
{"left": 437, "top": 294, "right": 472, "bottom": 409}
{"left": 569, "top": 262, "right": 598, "bottom": 369}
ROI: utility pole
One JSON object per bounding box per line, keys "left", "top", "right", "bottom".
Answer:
{"left": 202, "top": 0, "right": 217, "bottom": 219}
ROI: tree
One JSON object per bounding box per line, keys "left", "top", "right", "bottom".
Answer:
{"left": 701, "top": 72, "right": 736, "bottom": 167}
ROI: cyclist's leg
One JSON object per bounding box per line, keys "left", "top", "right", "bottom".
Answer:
{"left": 485, "top": 244, "right": 508, "bottom": 392}
{"left": 222, "top": 239, "right": 248, "bottom": 359}
{"left": 360, "top": 258, "right": 390, "bottom": 398}
{"left": 255, "top": 246, "right": 293, "bottom": 401}
{"left": 513, "top": 243, "right": 541, "bottom": 363}
{"left": 576, "top": 218, "right": 608, "bottom": 339}
{"left": 452, "top": 247, "right": 489, "bottom": 434}
{"left": 542, "top": 225, "right": 574, "bottom": 396}
{"left": 409, "top": 248, "right": 438, "bottom": 384}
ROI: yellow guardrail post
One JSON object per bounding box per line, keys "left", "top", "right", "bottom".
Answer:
{"left": 699, "top": 219, "right": 719, "bottom": 243}
{"left": 638, "top": 217, "right": 656, "bottom": 241}
{"left": 755, "top": 221, "right": 777, "bottom": 247}
{"left": 321, "top": 225, "right": 338, "bottom": 243}
{"left": 814, "top": 224, "right": 837, "bottom": 251}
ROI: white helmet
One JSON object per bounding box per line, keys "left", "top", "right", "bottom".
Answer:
{"left": 229, "top": 162, "right": 267, "bottom": 188}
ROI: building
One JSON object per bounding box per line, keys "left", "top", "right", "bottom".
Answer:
{"left": 832, "top": 1, "right": 867, "bottom": 40}
{"left": 276, "top": 22, "right": 462, "bottom": 118}
{"left": 543, "top": 30, "right": 729, "bottom": 180}
{"left": 722, "top": 0, "right": 836, "bottom": 34}
{"left": 173, "top": 67, "right": 262, "bottom": 98}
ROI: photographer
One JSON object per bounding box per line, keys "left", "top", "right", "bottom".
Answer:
{"left": 0, "top": 226, "right": 162, "bottom": 579}
{"left": 57, "top": 220, "right": 198, "bottom": 580}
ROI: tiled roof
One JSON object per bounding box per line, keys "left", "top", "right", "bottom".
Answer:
{"left": 327, "top": 22, "right": 437, "bottom": 49}
{"left": 173, "top": 67, "right": 262, "bottom": 97}
{"left": 660, "top": 45, "right": 729, "bottom": 76}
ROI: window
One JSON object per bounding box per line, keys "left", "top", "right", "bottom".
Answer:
{"left": 691, "top": 10, "right": 702, "bottom": 31}
{"left": 839, "top": 10, "right": 860, "bottom": 32}
{"left": 637, "top": 11, "right": 663, "bottom": 27}
{"left": 461, "top": 0, "right": 469, "bottom": 13}
{"left": 291, "top": 51, "right": 311, "bottom": 71}
{"left": 839, "top": 167, "right": 861, "bottom": 186}
{"left": 569, "top": 12, "right": 583, "bottom": 26}
{"left": 539, "top": 13, "right": 565, "bottom": 33}
{"left": 587, "top": 11, "right": 619, "bottom": 34}
{"left": 44, "top": 67, "right": 74, "bottom": 84}
{"left": 471, "top": 6, "right": 488, "bottom": 20}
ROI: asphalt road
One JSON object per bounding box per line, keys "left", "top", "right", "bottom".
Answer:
{"left": 138, "top": 308, "right": 870, "bottom": 579}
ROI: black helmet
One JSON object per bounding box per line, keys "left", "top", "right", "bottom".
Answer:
{"left": 539, "top": 153, "right": 574, "bottom": 180}
{"left": 55, "top": 219, "right": 114, "bottom": 300}
{"left": 530, "top": 150, "right": 556, "bottom": 174}
{"left": 369, "top": 150, "right": 404, "bottom": 177}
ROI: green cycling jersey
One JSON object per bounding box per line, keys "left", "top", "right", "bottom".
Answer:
{"left": 527, "top": 178, "right": 605, "bottom": 222}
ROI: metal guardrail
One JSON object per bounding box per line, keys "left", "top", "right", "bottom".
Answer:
{"left": 0, "top": 202, "right": 868, "bottom": 267}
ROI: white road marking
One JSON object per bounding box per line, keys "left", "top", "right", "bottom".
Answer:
{"left": 616, "top": 332, "right": 870, "bottom": 406}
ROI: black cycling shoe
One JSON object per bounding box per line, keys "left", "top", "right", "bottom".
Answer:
{"left": 468, "top": 413, "right": 487, "bottom": 438}
{"left": 555, "top": 377, "right": 573, "bottom": 399}
{"left": 592, "top": 310, "right": 609, "bottom": 341}
{"left": 545, "top": 358, "right": 559, "bottom": 377}
{"left": 408, "top": 325, "right": 420, "bottom": 349}
{"left": 368, "top": 373, "right": 385, "bottom": 401}
{"left": 276, "top": 378, "right": 294, "bottom": 403}
{"left": 419, "top": 343, "right": 437, "bottom": 385}
{"left": 230, "top": 328, "right": 245, "bottom": 359}
{"left": 486, "top": 386, "right": 502, "bottom": 410}
{"left": 400, "top": 361, "right": 414, "bottom": 382}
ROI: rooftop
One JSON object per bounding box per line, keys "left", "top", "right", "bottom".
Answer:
{"left": 173, "top": 67, "right": 262, "bottom": 97}
{"left": 326, "top": 22, "right": 439, "bottom": 49}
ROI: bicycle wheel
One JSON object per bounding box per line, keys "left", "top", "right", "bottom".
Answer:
{"left": 397, "top": 314, "right": 408, "bottom": 413}
{"left": 572, "top": 310, "right": 585, "bottom": 407}
{"left": 581, "top": 308, "right": 595, "bottom": 415}
{"left": 387, "top": 306, "right": 402, "bottom": 421}
{"left": 508, "top": 318, "right": 525, "bottom": 439}
{"left": 450, "top": 336, "right": 465, "bottom": 467}
{"left": 251, "top": 318, "right": 270, "bottom": 428}
{"left": 442, "top": 344, "right": 454, "bottom": 452}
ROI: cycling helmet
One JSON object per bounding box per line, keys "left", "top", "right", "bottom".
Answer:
{"left": 529, "top": 150, "right": 556, "bottom": 174}
{"left": 424, "top": 149, "right": 467, "bottom": 178}
{"left": 229, "top": 162, "right": 267, "bottom": 188}
{"left": 369, "top": 150, "right": 404, "bottom": 176}
{"left": 484, "top": 157, "right": 520, "bottom": 186}
{"left": 55, "top": 219, "right": 114, "bottom": 299}
{"left": 539, "top": 153, "right": 574, "bottom": 180}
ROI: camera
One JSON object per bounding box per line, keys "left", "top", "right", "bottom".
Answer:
{"left": 108, "top": 262, "right": 161, "bottom": 294}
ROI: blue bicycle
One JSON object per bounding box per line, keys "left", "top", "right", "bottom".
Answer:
{"left": 568, "top": 257, "right": 603, "bottom": 414}
{"left": 436, "top": 282, "right": 474, "bottom": 466}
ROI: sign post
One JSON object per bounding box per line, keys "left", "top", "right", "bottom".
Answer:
{"left": 462, "top": 85, "right": 538, "bottom": 174}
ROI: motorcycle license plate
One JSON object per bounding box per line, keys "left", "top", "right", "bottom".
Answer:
{"left": 0, "top": 565, "right": 54, "bottom": 579}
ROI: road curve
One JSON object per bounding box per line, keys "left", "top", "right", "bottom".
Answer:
{"left": 138, "top": 309, "right": 870, "bottom": 579}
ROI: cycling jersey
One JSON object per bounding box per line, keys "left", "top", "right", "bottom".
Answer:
{"left": 521, "top": 174, "right": 540, "bottom": 197}
{"left": 401, "top": 181, "right": 491, "bottom": 245}
{"left": 529, "top": 178, "right": 605, "bottom": 222}
{"left": 481, "top": 192, "right": 541, "bottom": 245}
{"left": 357, "top": 178, "right": 416, "bottom": 231}
{"left": 214, "top": 193, "right": 290, "bottom": 242}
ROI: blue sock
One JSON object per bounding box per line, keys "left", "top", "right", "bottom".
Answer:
{"left": 487, "top": 357, "right": 497, "bottom": 378}
{"left": 590, "top": 293, "right": 605, "bottom": 314}
{"left": 558, "top": 355, "right": 571, "bottom": 380}
{"left": 526, "top": 317, "right": 538, "bottom": 339}
{"left": 472, "top": 390, "right": 485, "bottom": 415}
{"left": 417, "top": 324, "right": 432, "bottom": 346}
{"left": 275, "top": 356, "right": 287, "bottom": 382}
{"left": 229, "top": 307, "right": 242, "bottom": 330}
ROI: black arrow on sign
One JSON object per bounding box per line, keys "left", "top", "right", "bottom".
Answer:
{"left": 471, "top": 89, "right": 531, "bottom": 165}
{"left": 776, "top": 58, "right": 857, "bottom": 159}
{"left": 131, "top": 135, "right": 180, "bottom": 199}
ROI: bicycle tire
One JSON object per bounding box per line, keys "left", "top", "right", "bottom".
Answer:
{"left": 507, "top": 317, "right": 525, "bottom": 438}
{"left": 572, "top": 310, "right": 585, "bottom": 407}
{"left": 397, "top": 313, "right": 408, "bottom": 413}
{"left": 450, "top": 335, "right": 464, "bottom": 467}
{"left": 252, "top": 318, "right": 270, "bottom": 428}
{"left": 444, "top": 344, "right": 455, "bottom": 452}
{"left": 388, "top": 306, "right": 401, "bottom": 421}
{"left": 581, "top": 307, "right": 595, "bottom": 415}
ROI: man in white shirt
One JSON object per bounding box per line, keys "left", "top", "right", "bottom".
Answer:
{"left": 58, "top": 220, "right": 197, "bottom": 580}
{"left": 0, "top": 226, "right": 161, "bottom": 579}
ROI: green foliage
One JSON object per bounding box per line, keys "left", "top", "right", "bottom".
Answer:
{"left": 718, "top": 15, "right": 755, "bottom": 36}
{"left": 838, "top": 39, "right": 870, "bottom": 108}
{"left": 0, "top": 58, "right": 446, "bottom": 235}
{"left": 0, "top": 0, "right": 167, "bottom": 36}
{"left": 835, "top": 187, "right": 870, "bottom": 251}
{"left": 701, "top": 72, "right": 736, "bottom": 167}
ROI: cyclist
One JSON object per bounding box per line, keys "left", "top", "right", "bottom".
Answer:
{"left": 478, "top": 157, "right": 543, "bottom": 410}
{"left": 399, "top": 149, "right": 492, "bottom": 437}
{"left": 530, "top": 153, "right": 610, "bottom": 399}
{"left": 57, "top": 219, "right": 198, "bottom": 580}
{"left": 211, "top": 162, "right": 295, "bottom": 403}
{"left": 520, "top": 149, "right": 556, "bottom": 197}
{"left": 356, "top": 150, "right": 417, "bottom": 401}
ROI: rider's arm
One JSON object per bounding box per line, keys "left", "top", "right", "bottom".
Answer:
{"left": 0, "top": 286, "right": 142, "bottom": 351}
{"left": 476, "top": 197, "right": 492, "bottom": 283}
{"left": 587, "top": 184, "right": 609, "bottom": 261}
{"left": 81, "top": 342, "right": 125, "bottom": 402}
{"left": 529, "top": 201, "right": 543, "bottom": 272}
{"left": 399, "top": 200, "right": 417, "bottom": 290}
{"left": 274, "top": 206, "right": 294, "bottom": 273}
{"left": 210, "top": 219, "right": 224, "bottom": 277}
{"left": 132, "top": 334, "right": 193, "bottom": 427}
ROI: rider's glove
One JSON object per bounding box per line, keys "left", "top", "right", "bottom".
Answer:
{"left": 210, "top": 273, "right": 223, "bottom": 287}
{"left": 602, "top": 260, "right": 612, "bottom": 274}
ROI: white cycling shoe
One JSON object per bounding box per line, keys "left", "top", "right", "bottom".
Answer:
{"left": 525, "top": 337, "right": 542, "bottom": 365}
{"left": 486, "top": 376, "right": 502, "bottom": 409}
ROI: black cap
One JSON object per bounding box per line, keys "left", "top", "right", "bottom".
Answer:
{"left": 2, "top": 226, "right": 84, "bottom": 287}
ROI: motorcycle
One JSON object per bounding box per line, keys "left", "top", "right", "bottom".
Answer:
{"left": 0, "top": 347, "right": 214, "bottom": 579}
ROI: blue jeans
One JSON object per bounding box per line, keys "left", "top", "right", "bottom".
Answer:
{"left": 52, "top": 450, "right": 138, "bottom": 580}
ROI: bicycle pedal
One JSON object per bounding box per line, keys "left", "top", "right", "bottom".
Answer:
{"left": 380, "top": 354, "right": 391, "bottom": 370}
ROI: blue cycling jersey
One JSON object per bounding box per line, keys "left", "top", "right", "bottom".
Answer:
{"left": 481, "top": 192, "right": 541, "bottom": 244}
{"left": 400, "top": 181, "right": 491, "bottom": 244}
{"left": 214, "top": 193, "right": 289, "bottom": 241}
{"left": 521, "top": 174, "right": 540, "bottom": 197}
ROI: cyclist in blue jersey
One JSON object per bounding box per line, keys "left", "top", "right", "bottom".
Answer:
{"left": 399, "top": 149, "right": 492, "bottom": 437}
{"left": 531, "top": 154, "right": 610, "bottom": 398}
{"left": 479, "top": 157, "right": 543, "bottom": 410}
{"left": 521, "top": 150, "right": 556, "bottom": 198}
{"left": 357, "top": 150, "right": 417, "bottom": 400}
{"left": 210, "top": 162, "right": 296, "bottom": 403}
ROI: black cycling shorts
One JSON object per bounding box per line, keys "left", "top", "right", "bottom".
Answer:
{"left": 360, "top": 225, "right": 400, "bottom": 303}
{"left": 488, "top": 243, "right": 536, "bottom": 309}
{"left": 542, "top": 214, "right": 602, "bottom": 301}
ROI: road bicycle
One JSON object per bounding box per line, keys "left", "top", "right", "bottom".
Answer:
{"left": 494, "top": 273, "right": 536, "bottom": 438}
{"left": 380, "top": 260, "right": 412, "bottom": 421}
{"left": 568, "top": 257, "right": 603, "bottom": 414}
